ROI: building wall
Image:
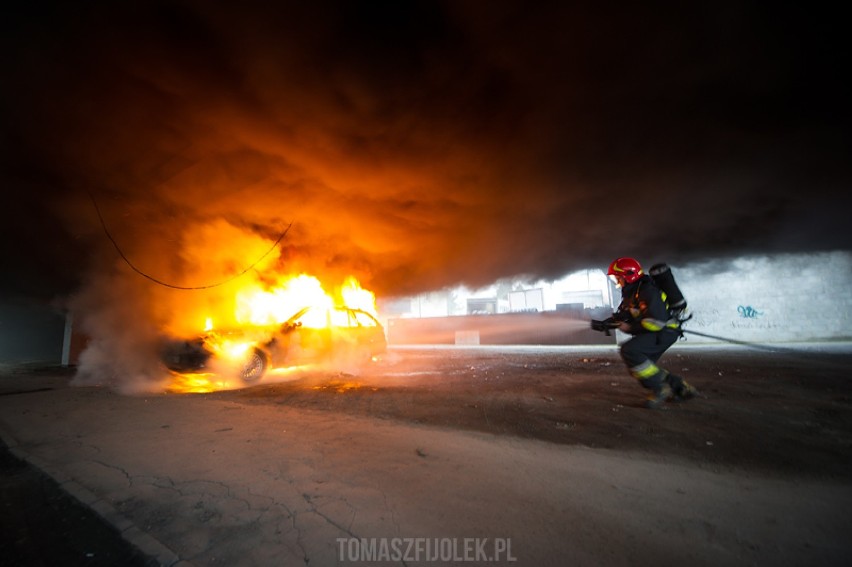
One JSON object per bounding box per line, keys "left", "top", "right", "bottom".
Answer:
{"left": 668, "top": 251, "right": 852, "bottom": 343}
{"left": 0, "top": 300, "right": 67, "bottom": 365}
{"left": 388, "top": 252, "right": 852, "bottom": 346}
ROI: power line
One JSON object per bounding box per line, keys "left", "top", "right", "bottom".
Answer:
{"left": 89, "top": 191, "right": 292, "bottom": 290}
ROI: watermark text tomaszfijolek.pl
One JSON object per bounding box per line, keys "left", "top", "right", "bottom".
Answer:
{"left": 337, "top": 537, "right": 516, "bottom": 563}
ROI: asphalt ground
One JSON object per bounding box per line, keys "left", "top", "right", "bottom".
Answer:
{"left": 1, "top": 343, "right": 851, "bottom": 566}
{"left": 0, "top": 437, "right": 154, "bottom": 567}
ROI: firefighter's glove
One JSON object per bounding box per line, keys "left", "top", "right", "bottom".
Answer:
{"left": 591, "top": 317, "right": 619, "bottom": 336}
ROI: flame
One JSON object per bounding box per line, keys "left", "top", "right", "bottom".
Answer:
{"left": 159, "top": 219, "right": 383, "bottom": 394}
{"left": 166, "top": 273, "right": 380, "bottom": 393}
{"left": 166, "top": 365, "right": 310, "bottom": 394}
{"left": 231, "top": 274, "right": 376, "bottom": 328}
{"left": 340, "top": 276, "right": 377, "bottom": 314}
{"left": 166, "top": 371, "right": 236, "bottom": 394}
{"left": 208, "top": 336, "right": 252, "bottom": 359}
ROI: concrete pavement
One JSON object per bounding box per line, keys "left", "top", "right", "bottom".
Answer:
{"left": 1, "top": 369, "right": 851, "bottom": 566}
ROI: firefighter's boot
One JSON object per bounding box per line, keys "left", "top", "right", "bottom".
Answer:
{"left": 676, "top": 380, "right": 699, "bottom": 400}
{"left": 630, "top": 361, "right": 673, "bottom": 409}
{"left": 666, "top": 373, "right": 698, "bottom": 400}
{"left": 646, "top": 384, "right": 673, "bottom": 410}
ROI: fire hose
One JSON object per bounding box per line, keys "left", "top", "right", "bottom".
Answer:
{"left": 591, "top": 318, "right": 795, "bottom": 354}
{"left": 677, "top": 328, "right": 789, "bottom": 353}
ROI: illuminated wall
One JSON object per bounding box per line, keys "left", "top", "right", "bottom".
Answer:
{"left": 669, "top": 251, "right": 852, "bottom": 344}
{"left": 388, "top": 252, "right": 852, "bottom": 346}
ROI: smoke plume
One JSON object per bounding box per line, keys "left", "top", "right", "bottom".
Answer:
{"left": 2, "top": 2, "right": 849, "bottom": 387}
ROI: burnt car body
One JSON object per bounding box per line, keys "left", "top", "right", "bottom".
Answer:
{"left": 162, "top": 306, "right": 387, "bottom": 382}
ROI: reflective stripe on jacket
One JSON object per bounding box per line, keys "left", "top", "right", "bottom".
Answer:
{"left": 616, "top": 275, "right": 672, "bottom": 335}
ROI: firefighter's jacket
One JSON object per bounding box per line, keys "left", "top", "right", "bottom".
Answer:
{"left": 615, "top": 275, "right": 678, "bottom": 335}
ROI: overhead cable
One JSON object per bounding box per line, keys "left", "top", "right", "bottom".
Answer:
{"left": 89, "top": 191, "right": 291, "bottom": 290}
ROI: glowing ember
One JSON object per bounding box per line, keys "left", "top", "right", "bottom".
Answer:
{"left": 311, "top": 380, "right": 370, "bottom": 393}
{"left": 166, "top": 371, "right": 237, "bottom": 394}
{"left": 167, "top": 364, "right": 310, "bottom": 394}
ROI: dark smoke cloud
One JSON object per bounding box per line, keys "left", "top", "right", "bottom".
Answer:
{"left": 3, "top": 1, "right": 850, "bottom": 302}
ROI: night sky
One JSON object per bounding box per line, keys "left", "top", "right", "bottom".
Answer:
{"left": 3, "top": 1, "right": 850, "bottom": 301}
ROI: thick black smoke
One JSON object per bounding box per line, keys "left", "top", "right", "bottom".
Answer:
{"left": 2, "top": 1, "right": 850, "bottom": 302}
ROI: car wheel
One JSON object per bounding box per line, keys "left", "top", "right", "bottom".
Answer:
{"left": 240, "top": 348, "right": 268, "bottom": 382}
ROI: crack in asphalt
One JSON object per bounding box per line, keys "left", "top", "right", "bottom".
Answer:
{"left": 91, "top": 458, "right": 133, "bottom": 487}
{"left": 302, "top": 491, "right": 357, "bottom": 538}
{"left": 148, "top": 474, "right": 315, "bottom": 565}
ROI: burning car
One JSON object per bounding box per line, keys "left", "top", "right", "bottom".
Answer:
{"left": 162, "top": 305, "right": 387, "bottom": 382}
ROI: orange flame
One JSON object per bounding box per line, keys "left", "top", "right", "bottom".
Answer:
{"left": 204, "top": 274, "right": 377, "bottom": 331}
{"left": 167, "top": 273, "right": 380, "bottom": 393}
{"left": 160, "top": 219, "right": 383, "bottom": 394}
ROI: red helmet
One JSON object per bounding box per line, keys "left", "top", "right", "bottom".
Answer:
{"left": 608, "top": 257, "right": 643, "bottom": 284}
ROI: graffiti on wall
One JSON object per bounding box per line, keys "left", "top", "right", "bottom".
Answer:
{"left": 731, "top": 304, "right": 777, "bottom": 330}
{"left": 737, "top": 305, "right": 763, "bottom": 319}
{"left": 677, "top": 305, "right": 779, "bottom": 334}
{"left": 687, "top": 308, "right": 720, "bottom": 328}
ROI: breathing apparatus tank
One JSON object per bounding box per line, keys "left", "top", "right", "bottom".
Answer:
{"left": 649, "top": 263, "right": 687, "bottom": 317}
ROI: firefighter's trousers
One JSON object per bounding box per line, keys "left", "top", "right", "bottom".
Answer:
{"left": 619, "top": 329, "right": 684, "bottom": 394}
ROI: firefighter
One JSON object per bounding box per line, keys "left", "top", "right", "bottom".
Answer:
{"left": 604, "top": 257, "right": 698, "bottom": 409}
